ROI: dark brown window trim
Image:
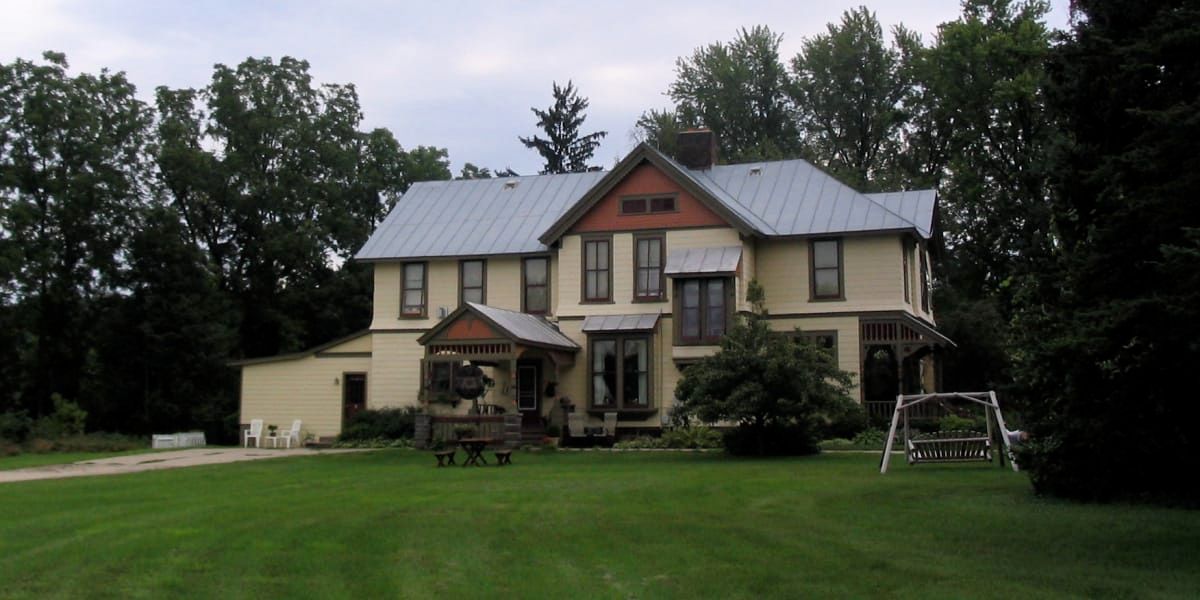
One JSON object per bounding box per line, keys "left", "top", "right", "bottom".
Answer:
{"left": 673, "top": 277, "right": 734, "bottom": 346}
{"left": 808, "top": 238, "right": 845, "bottom": 302}
{"left": 521, "top": 255, "right": 552, "bottom": 315}
{"left": 580, "top": 234, "right": 613, "bottom": 304}
{"left": 459, "top": 258, "right": 487, "bottom": 306}
{"left": 618, "top": 192, "right": 680, "bottom": 216}
{"left": 400, "top": 261, "right": 428, "bottom": 318}
{"left": 587, "top": 333, "right": 654, "bottom": 411}
{"left": 632, "top": 232, "right": 667, "bottom": 303}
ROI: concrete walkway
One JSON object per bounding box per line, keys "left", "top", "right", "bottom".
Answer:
{"left": 0, "top": 447, "right": 366, "bottom": 484}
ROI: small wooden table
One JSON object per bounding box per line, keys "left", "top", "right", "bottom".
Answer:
{"left": 458, "top": 438, "right": 494, "bottom": 467}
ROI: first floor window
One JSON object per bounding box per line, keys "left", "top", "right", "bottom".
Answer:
{"left": 428, "top": 361, "right": 459, "bottom": 397}
{"left": 678, "top": 278, "right": 729, "bottom": 344}
{"left": 401, "top": 262, "right": 426, "bottom": 316}
{"left": 799, "top": 331, "right": 838, "bottom": 360}
{"left": 590, "top": 336, "right": 651, "bottom": 409}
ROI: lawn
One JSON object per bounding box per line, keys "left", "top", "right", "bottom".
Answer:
{"left": 1, "top": 450, "right": 1197, "bottom": 599}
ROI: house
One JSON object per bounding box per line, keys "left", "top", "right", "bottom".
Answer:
{"left": 233, "top": 130, "right": 951, "bottom": 441}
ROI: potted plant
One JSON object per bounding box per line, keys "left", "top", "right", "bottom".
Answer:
{"left": 267, "top": 424, "right": 278, "bottom": 437}
{"left": 543, "top": 424, "right": 561, "bottom": 447}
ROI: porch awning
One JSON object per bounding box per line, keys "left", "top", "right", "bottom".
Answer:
{"left": 418, "top": 302, "right": 579, "bottom": 352}
{"left": 582, "top": 313, "right": 661, "bottom": 333}
{"left": 664, "top": 246, "right": 741, "bottom": 277}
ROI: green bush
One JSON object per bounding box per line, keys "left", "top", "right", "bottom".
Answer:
{"left": 852, "top": 428, "right": 887, "bottom": 447}
{"left": 818, "top": 400, "right": 869, "bottom": 440}
{"left": 545, "top": 424, "right": 561, "bottom": 438}
{"left": 331, "top": 437, "right": 413, "bottom": 449}
{"left": 660, "top": 426, "right": 723, "bottom": 449}
{"left": 938, "top": 414, "right": 984, "bottom": 432}
{"left": 0, "top": 411, "right": 33, "bottom": 442}
{"left": 30, "top": 395, "right": 88, "bottom": 439}
{"left": 338, "top": 407, "right": 418, "bottom": 441}
{"left": 614, "top": 436, "right": 667, "bottom": 450}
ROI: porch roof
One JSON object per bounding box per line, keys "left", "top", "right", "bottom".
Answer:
{"left": 417, "top": 302, "right": 579, "bottom": 352}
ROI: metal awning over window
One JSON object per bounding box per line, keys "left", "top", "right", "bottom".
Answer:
{"left": 581, "top": 313, "right": 661, "bottom": 333}
{"left": 664, "top": 246, "right": 741, "bottom": 277}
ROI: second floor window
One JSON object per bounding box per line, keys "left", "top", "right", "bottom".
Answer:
{"left": 583, "top": 238, "right": 611, "bottom": 302}
{"left": 810, "top": 238, "right": 843, "bottom": 300}
{"left": 678, "top": 278, "right": 729, "bottom": 344}
{"left": 460, "top": 259, "right": 485, "bottom": 305}
{"left": 634, "top": 234, "right": 664, "bottom": 301}
{"left": 523, "top": 257, "right": 549, "bottom": 314}
{"left": 401, "top": 262, "right": 426, "bottom": 316}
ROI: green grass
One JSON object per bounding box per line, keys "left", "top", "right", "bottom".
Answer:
{"left": 0, "top": 449, "right": 155, "bottom": 471}
{"left": 1, "top": 450, "right": 1197, "bottom": 599}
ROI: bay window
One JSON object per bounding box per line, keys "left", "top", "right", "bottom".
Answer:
{"left": 590, "top": 335, "right": 652, "bottom": 410}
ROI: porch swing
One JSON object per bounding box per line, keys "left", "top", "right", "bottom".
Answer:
{"left": 878, "top": 391, "right": 1020, "bottom": 473}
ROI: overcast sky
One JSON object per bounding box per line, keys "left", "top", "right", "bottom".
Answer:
{"left": 1, "top": 0, "right": 1070, "bottom": 175}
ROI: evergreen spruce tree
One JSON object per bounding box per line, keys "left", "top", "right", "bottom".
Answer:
{"left": 519, "top": 81, "right": 607, "bottom": 174}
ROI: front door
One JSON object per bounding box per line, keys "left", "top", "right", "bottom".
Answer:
{"left": 516, "top": 360, "right": 541, "bottom": 431}
{"left": 342, "top": 373, "right": 367, "bottom": 424}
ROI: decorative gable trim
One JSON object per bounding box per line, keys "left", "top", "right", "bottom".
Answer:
{"left": 538, "top": 143, "right": 759, "bottom": 246}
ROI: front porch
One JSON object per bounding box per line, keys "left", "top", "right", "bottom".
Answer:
{"left": 415, "top": 302, "right": 580, "bottom": 444}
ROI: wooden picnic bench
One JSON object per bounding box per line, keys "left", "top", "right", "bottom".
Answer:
{"left": 493, "top": 450, "right": 512, "bottom": 466}
{"left": 907, "top": 430, "right": 992, "bottom": 465}
{"left": 433, "top": 449, "right": 456, "bottom": 467}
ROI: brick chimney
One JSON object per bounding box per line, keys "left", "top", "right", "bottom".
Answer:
{"left": 675, "top": 128, "right": 718, "bottom": 170}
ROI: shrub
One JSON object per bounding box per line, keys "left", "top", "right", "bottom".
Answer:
{"left": 660, "top": 426, "right": 723, "bottom": 449}
{"left": 818, "top": 400, "right": 869, "bottom": 440}
{"left": 614, "top": 436, "right": 667, "bottom": 450}
{"left": 545, "top": 424, "right": 561, "bottom": 438}
{"left": 30, "top": 395, "right": 88, "bottom": 439}
{"left": 938, "top": 414, "right": 983, "bottom": 432}
{"left": 338, "top": 407, "right": 418, "bottom": 441}
{"left": 852, "top": 428, "right": 887, "bottom": 447}
{"left": 331, "top": 437, "right": 413, "bottom": 449}
{"left": 38, "top": 433, "right": 144, "bottom": 453}
{"left": 0, "top": 411, "right": 33, "bottom": 442}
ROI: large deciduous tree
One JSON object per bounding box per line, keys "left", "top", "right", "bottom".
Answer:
{"left": 667, "top": 26, "right": 798, "bottom": 162}
{"left": 519, "top": 80, "right": 607, "bottom": 174}
{"left": 0, "top": 52, "right": 151, "bottom": 417}
{"left": 1012, "top": 0, "right": 1200, "bottom": 503}
{"left": 789, "top": 7, "right": 922, "bottom": 189}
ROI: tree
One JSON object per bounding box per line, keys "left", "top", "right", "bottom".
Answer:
{"left": 632, "top": 108, "right": 685, "bottom": 157}
{"left": 675, "top": 282, "right": 855, "bottom": 455}
{"left": 668, "top": 26, "right": 799, "bottom": 162}
{"left": 0, "top": 52, "right": 152, "bottom": 417}
{"left": 154, "top": 57, "right": 440, "bottom": 359}
{"left": 458, "top": 163, "right": 518, "bottom": 180}
{"left": 789, "top": 7, "right": 922, "bottom": 189}
{"left": 519, "top": 81, "right": 607, "bottom": 174}
{"left": 1012, "top": 0, "right": 1200, "bottom": 503}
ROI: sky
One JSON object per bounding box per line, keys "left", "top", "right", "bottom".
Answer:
{"left": 1, "top": 0, "right": 1071, "bottom": 176}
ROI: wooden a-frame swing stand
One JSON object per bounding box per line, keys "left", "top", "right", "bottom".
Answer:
{"left": 879, "top": 391, "right": 1020, "bottom": 474}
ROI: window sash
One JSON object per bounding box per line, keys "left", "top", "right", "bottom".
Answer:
{"left": 590, "top": 336, "right": 652, "bottom": 409}
{"left": 678, "top": 278, "right": 727, "bottom": 344}
{"left": 810, "top": 239, "right": 842, "bottom": 299}
{"left": 401, "top": 263, "right": 426, "bottom": 315}
{"left": 583, "top": 239, "right": 611, "bottom": 301}
{"left": 460, "top": 260, "right": 485, "bottom": 305}
{"left": 523, "top": 257, "right": 549, "bottom": 314}
{"left": 634, "top": 236, "right": 664, "bottom": 300}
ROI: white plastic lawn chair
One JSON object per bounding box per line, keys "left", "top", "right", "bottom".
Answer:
{"left": 271, "top": 420, "right": 302, "bottom": 449}
{"left": 244, "top": 419, "right": 263, "bottom": 448}
{"left": 603, "top": 412, "right": 618, "bottom": 438}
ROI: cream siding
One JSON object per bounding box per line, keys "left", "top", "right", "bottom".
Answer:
{"left": 756, "top": 234, "right": 914, "bottom": 315}
{"left": 366, "top": 331, "right": 424, "bottom": 409}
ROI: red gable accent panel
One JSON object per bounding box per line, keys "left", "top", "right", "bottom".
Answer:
{"left": 443, "top": 315, "right": 500, "bottom": 341}
{"left": 569, "top": 163, "right": 729, "bottom": 234}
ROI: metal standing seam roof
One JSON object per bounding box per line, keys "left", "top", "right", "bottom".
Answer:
{"left": 355, "top": 148, "right": 935, "bottom": 261}
{"left": 466, "top": 302, "right": 579, "bottom": 350}
{"left": 664, "top": 246, "right": 742, "bottom": 276}
{"left": 581, "top": 313, "right": 662, "bottom": 333}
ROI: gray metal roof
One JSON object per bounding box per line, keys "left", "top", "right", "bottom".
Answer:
{"left": 356, "top": 148, "right": 934, "bottom": 261}
{"left": 581, "top": 313, "right": 662, "bottom": 333}
{"left": 693, "top": 159, "right": 926, "bottom": 237}
{"left": 664, "top": 246, "right": 742, "bottom": 276}
{"left": 866, "top": 190, "right": 936, "bottom": 238}
{"left": 468, "top": 302, "right": 579, "bottom": 350}
{"left": 356, "top": 171, "right": 606, "bottom": 260}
